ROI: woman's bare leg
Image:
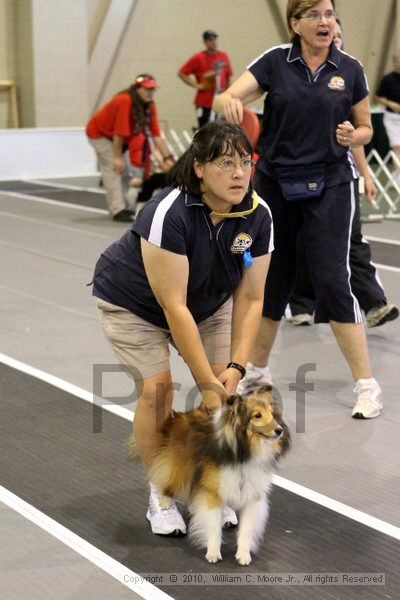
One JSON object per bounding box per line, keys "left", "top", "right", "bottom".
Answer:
{"left": 249, "top": 317, "right": 280, "bottom": 367}
{"left": 132, "top": 369, "right": 174, "bottom": 471}
{"left": 330, "top": 321, "right": 372, "bottom": 380}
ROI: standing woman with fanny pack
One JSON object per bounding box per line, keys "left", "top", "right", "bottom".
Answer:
{"left": 288, "top": 17, "right": 398, "bottom": 328}
{"left": 214, "top": 0, "right": 383, "bottom": 419}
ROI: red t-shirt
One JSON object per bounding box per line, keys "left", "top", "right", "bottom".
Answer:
{"left": 179, "top": 50, "right": 233, "bottom": 108}
{"left": 86, "top": 93, "right": 132, "bottom": 140}
{"left": 86, "top": 93, "right": 161, "bottom": 142}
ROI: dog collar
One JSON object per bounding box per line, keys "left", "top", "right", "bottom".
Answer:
{"left": 210, "top": 191, "right": 259, "bottom": 219}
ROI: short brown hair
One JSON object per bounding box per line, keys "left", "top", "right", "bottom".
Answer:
{"left": 286, "top": 0, "right": 336, "bottom": 42}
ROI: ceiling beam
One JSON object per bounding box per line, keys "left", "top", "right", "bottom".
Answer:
{"left": 88, "top": 0, "right": 136, "bottom": 113}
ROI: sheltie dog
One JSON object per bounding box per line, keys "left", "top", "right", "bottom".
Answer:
{"left": 129, "top": 385, "right": 290, "bottom": 565}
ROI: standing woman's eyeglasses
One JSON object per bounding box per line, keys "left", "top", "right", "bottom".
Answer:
{"left": 298, "top": 10, "right": 337, "bottom": 22}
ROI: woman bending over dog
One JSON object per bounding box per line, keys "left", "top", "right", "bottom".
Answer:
{"left": 92, "top": 121, "right": 274, "bottom": 536}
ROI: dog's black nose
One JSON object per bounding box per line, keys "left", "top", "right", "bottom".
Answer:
{"left": 274, "top": 426, "right": 283, "bottom": 437}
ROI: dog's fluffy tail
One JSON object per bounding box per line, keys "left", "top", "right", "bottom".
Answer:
{"left": 126, "top": 432, "right": 167, "bottom": 465}
{"left": 126, "top": 434, "right": 141, "bottom": 462}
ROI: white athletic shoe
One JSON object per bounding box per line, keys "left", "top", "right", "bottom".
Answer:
{"left": 291, "top": 313, "right": 313, "bottom": 326}
{"left": 237, "top": 363, "right": 273, "bottom": 396}
{"left": 146, "top": 486, "right": 186, "bottom": 535}
{"left": 222, "top": 505, "right": 238, "bottom": 528}
{"left": 366, "top": 304, "right": 399, "bottom": 328}
{"left": 352, "top": 379, "right": 382, "bottom": 419}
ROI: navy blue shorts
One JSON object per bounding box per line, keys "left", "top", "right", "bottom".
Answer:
{"left": 254, "top": 172, "right": 363, "bottom": 324}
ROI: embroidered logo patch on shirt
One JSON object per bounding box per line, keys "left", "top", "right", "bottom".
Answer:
{"left": 231, "top": 233, "right": 253, "bottom": 254}
{"left": 328, "top": 76, "right": 345, "bottom": 91}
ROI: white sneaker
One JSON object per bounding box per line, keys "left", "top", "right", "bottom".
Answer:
{"left": 146, "top": 486, "right": 186, "bottom": 535}
{"left": 222, "top": 505, "right": 238, "bottom": 528}
{"left": 366, "top": 304, "right": 399, "bottom": 328}
{"left": 352, "top": 379, "right": 382, "bottom": 419}
{"left": 237, "top": 363, "right": 273, "bottom": 396}
{"left": 291, "top": 313, "right": 313, "bottom": 326}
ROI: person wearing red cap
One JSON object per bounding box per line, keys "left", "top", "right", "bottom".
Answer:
{"left": 86, "top": 74, "right": 173, "bottom": 222}
{"left": 178, "top": 31, "right": 233, "bottom": 129}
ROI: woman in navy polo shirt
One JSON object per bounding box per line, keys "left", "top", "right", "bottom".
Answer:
{"left": 288, "top": 17, "right": 398, "bottom": 328}
{"left": 92, "top": 122, "right": 273, "bottom": 535}
{"left": 214, "top": 0, "right": 383, "bottom": 419}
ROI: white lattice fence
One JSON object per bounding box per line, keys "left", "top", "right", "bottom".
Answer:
{"left": 366, "top": 149, "right": 400, "bottom": 218}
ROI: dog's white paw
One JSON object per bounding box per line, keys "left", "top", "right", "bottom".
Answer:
{"left": 206, "top": 550, "right": 222, "bottom": 563}
{"left": 235, "top": 550, "right": 252, "bottom": 566}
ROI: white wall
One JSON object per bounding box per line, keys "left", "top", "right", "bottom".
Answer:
{"left": 1, "top": 0, "right": 399, "bottom": 131}
{"left": 0, "top": 0, "right": 16, "bottom": 127}
{"left": 31, "top": 0, "right": 89, "bottom": 127}
{"left": 0, "top": 129, "right": 96, "bottom": 179}
{"left": 100, "top": 0, "right": 277, "bottom": 133}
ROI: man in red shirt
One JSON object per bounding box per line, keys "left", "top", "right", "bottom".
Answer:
{"left": 86, "top": 75, "right": 172, "bottom": 222}
{"left": 178, "top": 30, "right": 233, "bottom": 129}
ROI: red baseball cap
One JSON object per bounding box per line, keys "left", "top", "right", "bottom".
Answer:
{"left": 134, "top": 74, "right": 157, "bottom": 89}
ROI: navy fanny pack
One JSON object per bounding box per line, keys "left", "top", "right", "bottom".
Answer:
{"left": 276, "top": 163, "right": 326, "bottom": 202}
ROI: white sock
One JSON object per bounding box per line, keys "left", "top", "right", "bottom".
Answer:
{"left": 249, "top": 363, "right": 269, "bottom": 374}
{"left": 150, "top": 482, "right": 159, "bottom": 495}
{"left": 356, "top": 377, "right": 377, "bottom": 387}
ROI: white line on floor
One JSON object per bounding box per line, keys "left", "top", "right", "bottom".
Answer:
{"left": 0, "top": 486, "right": 173, "bottom": 600}
{"left": 273, "top": 476, "right": 400, "bottom": 541}
{"left": 0, "top": 284, "right": 97, "bottom": 320}
{"left": 31, "top": 172, "right": 101, "bottom": 179}
{"left": 0, "top": 240, "right": 93, "bottom": 270}
{"left": 365, "top": 235, "right": 400, "bottom": 246}
{"left": 28, "top": 178, "right": 105, "bottom": 195}
{"left": 1, "top": 188, "right": 399, "bottom": 251}
{"left": 0, "top": 210, "right": 111, "bottom": 239}
{"left": 0, "top": 190, "right": 108, "bottom": 214}
{"left": 2, "top": 352, "right": 400, "bottom": 544}
{"left": 0, "top": 353, "right": 129, "bottom": 418}
{"left": 0, "top": 172, "right": 99, "bottom": 182}
{"left": 374, "top": 263, "right": 400, "bottom": 273}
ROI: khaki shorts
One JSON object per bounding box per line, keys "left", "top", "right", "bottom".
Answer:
{"left": 96, "top": 298, "right": 232, "bottom": 380}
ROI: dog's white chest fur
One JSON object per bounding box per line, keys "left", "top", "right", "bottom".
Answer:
{"left": 219, "top": 457, "right": 273, "bottom": 509}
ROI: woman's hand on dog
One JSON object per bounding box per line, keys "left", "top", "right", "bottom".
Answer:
{"left": 218, "top": 367, "right": 243, "bottom": 396}
{"left": 199, "top": 369, "right": 243, "bottom": 413}
{"left": 200, "top": 379, "right": 227, "bottom": 413}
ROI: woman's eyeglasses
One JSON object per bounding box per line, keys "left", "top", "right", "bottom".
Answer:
{"left": 299, "top": 10, "right": 336, "bottom": 22}
{"left": 213, "top": 157, "right": 255, "bottom": 172}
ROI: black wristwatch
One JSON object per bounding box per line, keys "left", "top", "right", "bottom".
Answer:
{"left": 227, "top": 362, "right": 246, "bottom": 379}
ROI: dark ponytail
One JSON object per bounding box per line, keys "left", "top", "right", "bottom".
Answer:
{"left": 117, "top": 81, "right": 152, "bottom": 134}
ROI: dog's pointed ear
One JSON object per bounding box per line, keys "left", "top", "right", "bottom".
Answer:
{"left": 256, "top": 384, "right": 272, "bottom": 394}
{"left": 255, "top": 385, "right": 283, "bottom": 416}
{"left": 226, "top": 394, "right": 242, "bottom": 406}
{"left": 254, "top": 385, "right": 273, "bottom": 400}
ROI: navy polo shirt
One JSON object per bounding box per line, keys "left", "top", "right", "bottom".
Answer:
{"left": 248, "top": 41, "right": 369, "bottom": 186}
{"left": 92, "top": 186, "right": 273, "bottom": 328}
